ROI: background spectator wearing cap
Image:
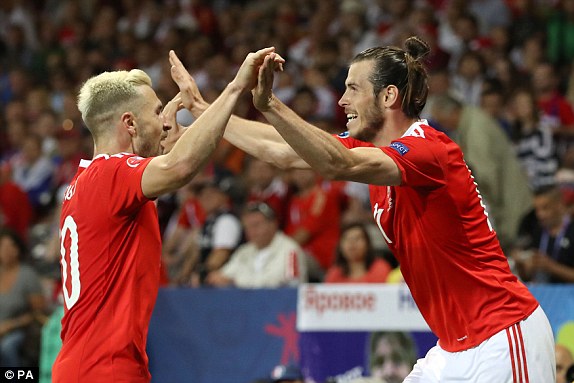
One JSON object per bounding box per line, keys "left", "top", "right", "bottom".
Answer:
{"left": 243, "top": 157, "right": 291, "bottom": 229}
{"left": 206, "top": 202, "right": 307, "bottom": 288}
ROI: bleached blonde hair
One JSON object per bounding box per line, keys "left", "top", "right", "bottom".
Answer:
{"left": 77, "top": 69, "right": 152, "bottom": 136}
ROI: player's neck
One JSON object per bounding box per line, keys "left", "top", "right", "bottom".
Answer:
{"left": 92, "top": 142, "right": 132, "bottom": 158}
{"left": 372, "top": 114, "right": 419, "bottom": 146}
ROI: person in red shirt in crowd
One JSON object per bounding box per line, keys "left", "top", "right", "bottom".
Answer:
{"left": 52, "top": 126, "right": 87, "bottom": 196}
{"left": 161, "top": 175, "right": 208, "bottom": 283}
{"left": 0, "top": 163, "right": 33, "bottom": 240}
{"left": 324, "top": 222, "right": 391, "bottom": 284}
{"left": 243, "top": 156, "right": 290, "bottom": 228}
{"left": 532, "top": 61, "right": 574, "bottom": 155}
{"left": 52, "top": 47, "right": 283, "bottom": 383}
{"left": 169, "top": 37, "right": 555, "bottom": 381}
{"left": 285, "top": 168, "right": 341, "bottom": 278}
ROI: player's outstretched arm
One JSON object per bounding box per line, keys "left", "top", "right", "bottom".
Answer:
{"left": 253, "top": 53, "right": 400, "bottom": 186}
{"left": 168, "top": 50, "right": 308, "bottom": 170}
{"left": 142, "top": 48, "right": 280, "bottom": 198}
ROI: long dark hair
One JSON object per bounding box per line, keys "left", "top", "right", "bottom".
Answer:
{"left": 0, "top": 228, "right": 27, "bottom": 263}
{"left": 335, "top": 223, "right": 376, "bottom": 276}
{"left": 351, "top": 36, "right": 430, "bottom": 118}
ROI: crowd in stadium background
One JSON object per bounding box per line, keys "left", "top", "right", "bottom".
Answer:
{"left": 1, "top": 0, "right": 574, "bottom": 380}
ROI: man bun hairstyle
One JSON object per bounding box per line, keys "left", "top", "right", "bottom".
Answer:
{"left": 404, "top": 36, "right": 431, "bottom": 61}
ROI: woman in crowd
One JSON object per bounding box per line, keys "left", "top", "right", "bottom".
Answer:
{"left": 0, "top": 228, "right": 46, "bottom": 366}
{"left": 324, "top": 223, "right": 391, "bottom": 283}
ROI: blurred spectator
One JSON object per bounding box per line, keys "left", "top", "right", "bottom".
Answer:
{"left": 0, "top": 228, "right": 46, "bottom": 367}
{"left": 0, "top": 68, "right": 31, "bottom": 106}
{"left": 507, "top": 0, "right": 545, "bottom": 48}
{"left": 39, "top": 304, "right": 63, "bottom": 383}
{"left": 176, "top": 176, "right": 242, "bottom": 286}
{"left": 368, "top": 332, "right": 417, "bottom": 383}
{"left": 373, "top": 0, "right": 416, "bottom": 47}
{"left": 324, "top": 223, "right": 391, "bottom": 284}
{"left": 416, "top": 21, "right": 450, "bottom": 73}
{"left": 339, "top": 181, "right": 373, "bottom": 226}
{"left": 531, "top": 61, "right": 574, "bottom": 156}
{"left": 508, "top": 87, "right": 559, "bottom": 189}
{"left": 0, "top": 162, "right": 32, "bottom": 240}
{"left": 289, "top": 85, "right": 321, "bottom": 122}
{"left": 468, "top": 0, "right": 511, "bottom": 35}
{"left": 162, "top": 180, "right": 207, "bottom": 283}
{"left": 285, "top": 169, "right": 341, "bottom": 278}
{"left": 437, "top": 0, "right": 468, "bottom": 61}
{"left": 52, "top": 126, "right": 86, "bottom": 195}
{"left": 555, "top": 148, "right": 574, "bottom": 212}
{"left": 431, "top": 94, "right": 533, "bottom": 251}
{"left": 511, "top": 33, "right": 545, "bottom": 76}
{"left": 33, "top": 111, "right": 59, "bottom": 158}
{"left": 206, "top": 202, "right": 307, "bottom": 288}
{"left": 546, "top": 0, "right": 574, "bottom": 72}
{"left": 243, "top": 157, "right": 290, "bottom": 228}
{"left": 489, "top": 55, "right": 526, "bottom": 94}
{"left": 450, "top": 50, "right": 486, "bottom": 106}
{"left": 480, "top": 86, "right": 512, "bottom": 137}
{"left": 9, "top": 134, "right": 55, "bottom": 216}
{"left": 511, "top": 185, "right": 574, "bottom": 283}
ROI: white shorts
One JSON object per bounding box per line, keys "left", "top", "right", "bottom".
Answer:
{"left": 404, "top": 306, "right": 555, "bottom": 383}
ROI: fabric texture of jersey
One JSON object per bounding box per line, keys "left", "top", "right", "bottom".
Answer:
{"left": 336, "top": 122, "right": 539, "bottom": 352}
{"left": 53, "top": 153, "right": 160, "bottom": 383}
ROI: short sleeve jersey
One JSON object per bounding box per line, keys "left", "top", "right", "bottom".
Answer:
{"left": 53, "top": 153, "right": 161, "bottom": 383}
{"left": 336, "top": 122, "right": 539, "bottom": 352}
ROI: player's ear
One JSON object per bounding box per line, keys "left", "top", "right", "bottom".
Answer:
{"left": 384, "top": 85, "right": 399, "bottom": 107}
{"left": 121, "top": 112, "right": 136, "bottom": 136}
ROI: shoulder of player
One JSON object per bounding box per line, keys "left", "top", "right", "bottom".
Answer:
{"left": 396, "top": 122, "right": 452, "bottom": 147}
{"left": 89, "top": 153, "right": 150, "bottom": 169}
{"left": 334, "top": 131, "right": 375, "bottom": 148}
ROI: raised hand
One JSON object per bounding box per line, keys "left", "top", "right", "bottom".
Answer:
{"left": 161, "top": 92, "right": 184, "bottom": 154}
{"left": 169, "top": 50, "right": 207, "bottom": 116}
{"left": 232, "top": 47, "right": 284, "bottom": 92}
{"left": 252, "top": 52, "right": 283, "bottom": 112}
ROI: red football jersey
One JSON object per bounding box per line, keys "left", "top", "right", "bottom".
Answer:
{"left": 53, "top": 153, "right": 161, "bottom": 382}
{"left": 336, "top": 122, "right": 539, "bottom": 352}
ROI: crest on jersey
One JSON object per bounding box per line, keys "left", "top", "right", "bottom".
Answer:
{"left": 337, "top": 131, "right": 350, "bottom": 138}
{"left": 390, "top": 142, "right": 409, "bottom": 156}
{"left": 126, "top": 156, "right": 145, "bottom": 168}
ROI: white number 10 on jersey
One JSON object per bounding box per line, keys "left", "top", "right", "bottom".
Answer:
{"left": 60, "top": 215, "right": 81, "bottom": 309}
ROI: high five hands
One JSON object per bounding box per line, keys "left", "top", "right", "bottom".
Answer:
{"left": 252, "top": 52, "right": 284, "bottom": 112}
{"left": 168, "top": 48, "right": 284, "bottom": 116}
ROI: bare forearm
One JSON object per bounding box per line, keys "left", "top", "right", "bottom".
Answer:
{"left": 144, "top": 84, "right": 243, "bottom": 197}
{"left": 262, "top": 96, "right": 352, "bottom": 178}
{"left": 167, "top": 83, "right": 243, "bottom": 178}
{"left": 193, "top": 101, "right": 306, "bottom": 168}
